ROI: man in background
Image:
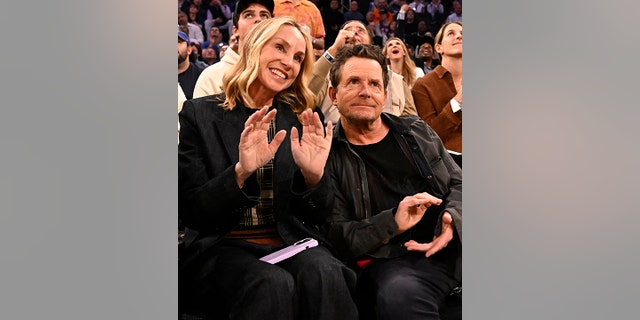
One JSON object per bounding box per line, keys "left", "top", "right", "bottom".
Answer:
{"left": 192, "top": 0, "right": 274, "bottom": 98}
{"left": 178, "top": 31, "right": 204, "bottom": 100}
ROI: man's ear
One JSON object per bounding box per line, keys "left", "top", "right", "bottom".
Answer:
{"left": 328, "top": 85, "right": 337, "bottom": 104}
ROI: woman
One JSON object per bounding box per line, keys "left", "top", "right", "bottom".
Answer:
{"left": 411, "top": 21, "right": 462, "bottom": 167}
{"left": 178, "top": 17, "right": 358, "bottom": 320}
{"left": 382, "top": 36, "right": 424, "bottom": 88}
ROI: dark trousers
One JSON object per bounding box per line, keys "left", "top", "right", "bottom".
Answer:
{"left": 365, "top": 253, "right": 459, "bottom": 320}
{"left": 180, "top": 240, "right": 358, "bottom": 320}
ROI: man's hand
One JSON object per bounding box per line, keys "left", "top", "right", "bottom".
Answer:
{"left": 290, "top": 109, "right": 333, "bottom": 188}
{"left": 235, "top": 106, "right": 286, "bottom": 187}
{"left": 395, "top": 192, "right": 442, "bottom": 234}
{"left": 327, "top": 29, "right": 355, "bottom": 56}
{"left": 404, "top": 212, "right": 455, "bottom": 257}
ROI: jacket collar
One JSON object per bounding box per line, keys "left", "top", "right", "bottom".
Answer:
{"left": 333, "top": 112, "right": 417, "bottom": 144}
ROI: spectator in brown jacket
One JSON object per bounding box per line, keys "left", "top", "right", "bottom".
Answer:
{"left": 411, "top": 21, "right": 461, "bottom": 167}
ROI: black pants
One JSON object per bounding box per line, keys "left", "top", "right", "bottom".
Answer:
{"left": 363, "top": 253, "right": 459, "bottom": 320}
{"left": 180, "top": 240, "right": 358, "bottom": 320}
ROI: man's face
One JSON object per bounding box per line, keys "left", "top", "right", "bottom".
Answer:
{"left": 209, "top": 27, "right": 221, "bottom": 41}
{"left": 350, "top": 1, "right": 358, "bottom": 11}
{"left": 202, "top": 47, "right": 218, "bottom": 60}
{"left": 232, "top": 4, "right": 272, "bottom": 44}
{"left": 178, "top": 39, "right": 190, "bottom": 64}
{"left": 330, "top": 57, "right": 387, "bottom": 124}
{"left": 453, "top": 1, "right": 461, "bottom": 14}
{"left": 178, "top": 12, "right": 188, "bottom": 25}
{"left": 342, "top": 21, "right": 371, "bottom": 45}
{"left": 417, "top": 21, "right": 427, "bottom": 32}
{"left": 419, "top": 43, "right": 433, "bottom": 59}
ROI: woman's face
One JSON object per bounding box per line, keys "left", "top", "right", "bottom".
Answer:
{"left": 384, "top": 39, "right": 406, "bottom": 60}
{"left": 436, "top": 23, "right": 462, "bottom": 57}
{"left": 253, "top": 25, "right": 307, "bottom": 97}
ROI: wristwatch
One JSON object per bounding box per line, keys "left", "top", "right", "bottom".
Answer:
{"left": 323, "top": 51, "right": 335, "bottom": 63}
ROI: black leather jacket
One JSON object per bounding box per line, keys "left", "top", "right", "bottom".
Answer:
{"left": 325, "top": 113, "right": 462, "bottom": 265}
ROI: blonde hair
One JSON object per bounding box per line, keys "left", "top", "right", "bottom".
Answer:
{"left": 221, "top": 16, "right": 316, "bottom": 114}
{"left": 382, "top": 37, "right": 418, "bottom": 86}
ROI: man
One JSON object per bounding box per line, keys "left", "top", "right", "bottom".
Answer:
{"left": 201, "top": 26, "right": 227, "bottom": 50}
{"left": 325, "top": 44, "right": 461, "bottom": 319}
{"left": 203, "top": 0, "right": 232, "bottom": 39}
{"left": 446, "top": 0, "right": 462, "bottom": 23}
{"left": 273, "top": 0, "right": 326, "bottom": 50}
{"left": 372, "top": 0, "right": 393, "bottom": 24}
{"left": 178, "top": 10, "right": 204, "bottom": 46}
{"left": 192, "top": 0, "right": 274, "bottom": 98}
{"left": 309, "top": 20, "right": 416, "bottom": 124}
{"left": 178, "top": 30, "right": 204, "bottom": 100}
{"left": 414, "top": 35, "right": 440, "bottom": 74}
{"left": 343, "top": 1, "right": 365, "bottom": 24}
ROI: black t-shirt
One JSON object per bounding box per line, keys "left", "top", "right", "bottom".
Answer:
{"left": 349, "top": 131, "right": 441, "bottom": 244}
{"left": 178, "top": 63, "right": 204, "bottom": 100}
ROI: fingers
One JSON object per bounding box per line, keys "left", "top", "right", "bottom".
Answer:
{"left": 245, "top": 106, "right": 276, "bottom": 129}
{"left": 299, "top": 109, "right": 332, "bottom": 140}
{"left": 398, "top": 193, "right": 437, "bottom": 214}
{"left": 404, "top": 231, "right": 453, "bottom": 257}
{"left": 404, "top": 240, "right": 432, "bottom": 252}
{"left": 425, "top": 232, "right": 452, "bottom": 257}
{"left": 290, "top": 125, "right": 300, "bottom": 145}
{"left": 412, "top": 192, "right": 442, "bottom": 208}
{"left": 270, "top": 130, "right": 287, "bottom": 152}
{"left": 325, "top": 120, "right": 333, "bottom": 141}
{"left": 442, "top": 212, "right": 453, "bottom": 225}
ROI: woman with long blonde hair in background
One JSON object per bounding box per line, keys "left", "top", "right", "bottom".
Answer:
{"left": 382, "top": 36, "right": 424, "bottom": 88}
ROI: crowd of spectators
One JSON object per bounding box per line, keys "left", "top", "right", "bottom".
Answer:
{"left": 178, "top": 0, "right": 460, "bottom": 69}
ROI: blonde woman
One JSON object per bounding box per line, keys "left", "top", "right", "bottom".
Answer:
{"left": 179, "top": 16, "right": 358, "bottom": 320}
{"left": 382, "top": 36, "right": 424, "bottom": 88}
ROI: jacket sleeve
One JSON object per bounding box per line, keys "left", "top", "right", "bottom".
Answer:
{"left": 308, "top": 57, "right": 332, "bottom": 106}
{"left": 290, "top": 167, "right": 335, "bottom": 226}
{"left": 401, "top": 80, "right": 417, "bottom": 116}
{"left": 419, "top": 121, "right": 462, "bottom": 241}
{"left": 178, "top": 101, "right": 259, "bottom": 232}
